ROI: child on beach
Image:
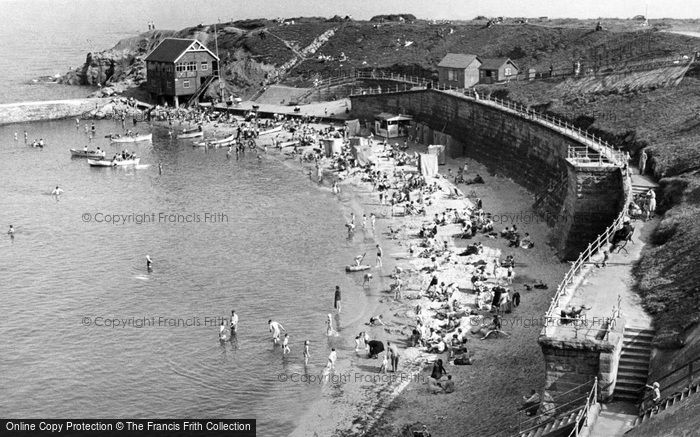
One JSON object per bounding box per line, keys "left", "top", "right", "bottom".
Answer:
{"left": 282, "top": 334, "right": 290, "bottom": 354}
{"left": 303, "top": 340, "right": 310, "bottom": 365}
{"left": 370, "top": 213, "right": 376, "bottom": 231}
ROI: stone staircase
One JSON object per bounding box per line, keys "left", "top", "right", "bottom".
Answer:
{"left": 519, "top": 408, "right": 581, "bottom": 437}
{"left": 633, "top": 381, "right": 700, "bottom": 426}
{"left": 614, "top": 327, "right": 655, "bottom": 402}
{"left": 630, "top": 173, "right": 658, "bottom": 198}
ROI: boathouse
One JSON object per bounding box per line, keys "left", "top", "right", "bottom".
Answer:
{"left": 478, "top": 58, "right": 519, "bottom": 84}
{"left": 437, "top": 53, "right": 481, "bottom": 88}
{"left": 145, "top": 38, "right": 220, "bottom": 107}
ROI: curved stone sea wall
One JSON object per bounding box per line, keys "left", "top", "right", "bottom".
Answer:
{"left": 350, "top": 89, "right": 626, "bottom": 259}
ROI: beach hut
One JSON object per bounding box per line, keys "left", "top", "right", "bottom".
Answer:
{"left": 419, "top": 153, "right": 439, "bottom": 177}
{"left": 350, "top": 137, "right": 374, "bottom": 166}
{"left": 374, "top": 113, "right": 413, "bottom": 138}
{"left": 322, "top": 138, "right": 344, "bottom": 157}
{"left": 428, "top": 144, "right": 446, "bottom": 165}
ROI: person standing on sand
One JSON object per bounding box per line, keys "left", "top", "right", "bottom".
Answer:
{"left": 370, "top": 213, "right": 376, "bottom": 231}
{"left": 268, "top": 320, "right": 286, "bottom": 344}
{"left": 334, "top": 286, "right": 341, "bottom": 313}
{"left": 387, "top": 341, "right": 400, "bottom": 373}
{"left": 375, "top": 244, "right": 383, "bottom": 269}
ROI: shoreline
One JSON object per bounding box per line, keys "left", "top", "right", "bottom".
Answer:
{"left": 157, "top": 115, "right": 569, "bottom": 436}
{"left": 279, "top": 134, "right": 570, "bottom": 436}
{"left": 20, "top": 107, "right": 568, "bottom": 436}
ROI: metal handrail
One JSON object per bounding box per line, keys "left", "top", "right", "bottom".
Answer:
{"left": 568, "top": 377, "right": 598, "bottom": 437}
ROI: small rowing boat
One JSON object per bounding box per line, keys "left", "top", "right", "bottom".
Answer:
{"left": 109, "top": 133, "right": 152, "bottom": 143}
{"left": 345, "top": 265, "right": 371, "bottom": 272}
{"left": 70, "top": 148, "right": 106, "bottom": 158}
{"left": 176, "top": 127, "right": 203, "bottom": 139}
{"left": 88, "top": 157, "right": 140, "bottom": 167}
{"left": 193, "top": 134, "right": 236, "bottom": 148}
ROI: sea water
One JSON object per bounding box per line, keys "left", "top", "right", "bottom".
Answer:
{"left": 0, "top": 118, "right": 378, "bottom": 436}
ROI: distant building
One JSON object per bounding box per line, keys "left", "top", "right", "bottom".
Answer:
{"left": 145, "top": 38, "right": 219, "bottom": 107}
{"left": 437, "top": 54, "right": 482, "bottom": 88}
{"left": 479, "top": 58, "right": 519, "bottom": 84}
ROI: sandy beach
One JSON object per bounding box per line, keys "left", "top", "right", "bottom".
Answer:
{"left": 154, "top": 108, "right": 569, "bottom": 436}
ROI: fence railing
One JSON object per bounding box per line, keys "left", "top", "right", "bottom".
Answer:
{"left": 350, "top": 85, "right": 627, "bottom": 166}
{"left": 568, "top": 378, "right": 598, "bottom": 437}
{"left": 542, "top": 209, "right": 627, "bottom": 336}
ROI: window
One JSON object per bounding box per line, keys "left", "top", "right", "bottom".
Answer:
{"left": 505, "top": 67, "right": 512, "bottom": 76}
{"left": 183, "top": 80, "right": 190, "bottom": 88}
{"left": 201, "top": 62, "right": 208, "bottom": 71}
{"left": 447, "top": 69, "right": 455, "bottom": 81}
{"left": 166, "top": 81, "right": 173, "bottom": 89}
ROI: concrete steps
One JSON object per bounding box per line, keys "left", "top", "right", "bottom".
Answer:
{"left": 519, "top": 408, "right": 580, "bottom": 437}
{"left": 614, "top": 327, "right": 654, "bottom": 402}
{"left": 633, "top": 382, "right": 700, "bottom": 426}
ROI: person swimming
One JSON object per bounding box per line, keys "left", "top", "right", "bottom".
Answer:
{"left": 146, "top": 255, "right": 153, "bottom": 270}
{"left": 8, "top": 225, "right": 15, "bottom": 237}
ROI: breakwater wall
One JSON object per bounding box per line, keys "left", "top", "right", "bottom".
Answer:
{"left": 0, "top": 98, "right": 112, "bottom": 125}
{"left": 350, "top": 89, "right": 626, "bottom": 260}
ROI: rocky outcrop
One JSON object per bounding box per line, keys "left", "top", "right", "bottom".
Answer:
{"left": 58, "top": 30, "right": 179, "bottom": 94}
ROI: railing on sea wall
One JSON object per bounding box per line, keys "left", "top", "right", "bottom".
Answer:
{"left": 349, "top": 83, "right": 627, "bottom": 166}
{"left": 542, "top": 210, "right": 627, "bottom": 337}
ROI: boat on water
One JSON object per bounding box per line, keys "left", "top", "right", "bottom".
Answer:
{"left": 345, "top": 264, "right": 371, "bottom": 272}
{"left": 176, "top": 127, "right": 204, "bottom": 139}
{"left": 193, "top": 134, "right": 236, "bottom": 148}
{"left": 109, "top": 133, "right": 152, "bottom": 143}
{"left": 88, "top": 157, "right": 140, "bottom": 167}
{"left": 70, "top": 148, "right": 106, "bottom": 158}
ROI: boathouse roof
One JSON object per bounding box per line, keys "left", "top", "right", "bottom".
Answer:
{"left": 145, "top": 38, "right": 219, "bottom": 63}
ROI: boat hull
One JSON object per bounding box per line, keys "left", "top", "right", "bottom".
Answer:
{"left": 346, "top": 265, "right": 371, "bottom": 272}
{"left": 70, "top": 149, "right": 105, "bottom": 158}
{"left": 110, "top": 133, "right": 152, "bottom": 143}
{"left": 193, "top": 134, "right": 236, "bottom": 148}
{"left": 177, "top": 131, "right": 204, "bottom": 139}
{"left": 88, "top": 158, "right": 140, "bottom": 167}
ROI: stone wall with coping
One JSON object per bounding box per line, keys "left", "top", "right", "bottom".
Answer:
{"left": 350, "top": 89, "right": 626, "bottom": 260}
